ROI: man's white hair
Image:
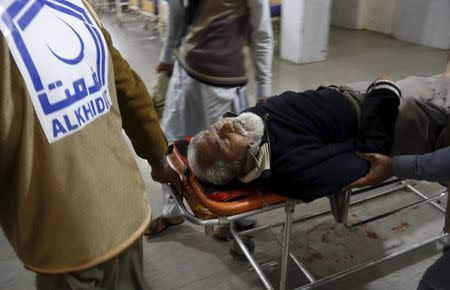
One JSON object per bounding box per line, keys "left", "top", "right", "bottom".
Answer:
{"left": 187, "top": 113, "right": 264, "bottom": 184}
{"left": 187, "top": 131, "right": 241, "bottom": 184}
{"left": 233, "top": 113, "right": 264, "bottom": 156}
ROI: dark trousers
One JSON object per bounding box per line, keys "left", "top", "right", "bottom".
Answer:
{"left": 328, "top": 85, "right": 400, "bottom": 155}
{"left": 417, "top": 249, "right": 450, "bottom": 290}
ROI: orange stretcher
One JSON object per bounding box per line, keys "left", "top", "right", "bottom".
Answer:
{"left": 165, "top": 138, "right": 448, "bottom": 290}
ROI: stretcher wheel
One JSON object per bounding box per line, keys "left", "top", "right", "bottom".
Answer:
{"left": 229, "top": 237, "right": 255, "bottom": 259}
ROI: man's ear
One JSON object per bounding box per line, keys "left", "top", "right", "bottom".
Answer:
{"left": 236, "top": 147, "right": 253, "bottom": 175}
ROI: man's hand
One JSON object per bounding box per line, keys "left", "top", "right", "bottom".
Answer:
{"left": 156, "top": 62, "right": 174, "bottom": 77}
{"left": 151, "top": 160, "right": 183, "bottom": 196}
{"left": 347, "top": 152, "right": 394, "bottom": 189}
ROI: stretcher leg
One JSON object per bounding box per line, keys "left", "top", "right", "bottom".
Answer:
{"left": 280, "top": 201, "right": 295, "bottom": 290}
{"left": 328, "top": 190, "right": 351, "bottom": 223}
{"left": 230, "top": 222, "right": 274, "bottom": 290}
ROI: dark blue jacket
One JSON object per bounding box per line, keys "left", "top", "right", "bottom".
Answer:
{"left": 245, "top": 87, "right": 399, "bottom": 202}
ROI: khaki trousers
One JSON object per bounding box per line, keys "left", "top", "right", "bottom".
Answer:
{"left": 328, "top": 85, "right": 449, "bottom": 155}
{"left": 36, "top": 239, "right": 150, "bottom": 290}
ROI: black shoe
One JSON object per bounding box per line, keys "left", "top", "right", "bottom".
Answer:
{"left": 213, "top": 218, "right": 256, "bottom": 242}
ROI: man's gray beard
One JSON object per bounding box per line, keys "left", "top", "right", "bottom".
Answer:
{"left": 232, "top": 113, "right": 265, "bottom": 155}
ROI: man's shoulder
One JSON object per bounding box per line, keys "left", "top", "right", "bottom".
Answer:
{"left": 267, "top": 89, "right": 341, "bottom": 106}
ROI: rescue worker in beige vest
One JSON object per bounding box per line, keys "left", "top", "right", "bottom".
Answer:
{"left": 0, "top": 0, "right": 180, "bottom": 289}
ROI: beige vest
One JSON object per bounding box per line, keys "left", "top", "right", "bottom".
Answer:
{"left": 0, "top": 4, "right": 150, "bottom": 273}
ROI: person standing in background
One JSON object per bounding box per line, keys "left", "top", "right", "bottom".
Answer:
{"left": 147, "top": 0, "right": 274, "bottom": 235}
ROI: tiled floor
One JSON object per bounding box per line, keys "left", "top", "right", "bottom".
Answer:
{"left": 1, "top": 12, "right": 449, "bottom": 290}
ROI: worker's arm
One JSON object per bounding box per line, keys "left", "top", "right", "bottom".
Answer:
{"left": 102, "top": 27, "right": 183, "bottom": 192}
{"left": 158, "top": 0, "right": 185, "bottom": 75}
{"left": 247, "top": 0, "right": 273, "bottom": 99}
{"left": 393, "top": 147, "right": 450, "bottom": 182}
{"left": 348, "top": 146, "right": 450, "bottom": 189}
{"left": 102, "top": 27, "right": 167, "bottom": 167}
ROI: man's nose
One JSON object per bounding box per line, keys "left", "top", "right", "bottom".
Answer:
{"left": 218, "top": 121, "right": 233, "bottom": 136}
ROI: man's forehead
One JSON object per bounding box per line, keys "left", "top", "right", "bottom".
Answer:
{"left": 196, "top": 132, "right": 221, "bottom": 166}
{"left": 204, "top": 132, "right": 222, "bottom": 152}
{"left": 203, "top": 131, "right": 216, "bottom": 146}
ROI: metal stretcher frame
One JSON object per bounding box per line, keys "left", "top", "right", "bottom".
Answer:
{"left": 167, "top": 177, "right": 448, "bottom": 290}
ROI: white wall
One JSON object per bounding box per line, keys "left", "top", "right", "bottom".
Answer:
{"left": 331, "top": 0, "right": 397, "bottom": 34}
{"left": 420, "top": 0, "right": 450, "bottom": 49}
{"left": 394, "top": 0, "right": 450, "bottom": 49}
{"left": 280, "top": 0, "right": 331, "bottom": 63}
{"left": 361, "top": 0, "right": 397, "bottom": 34}
{"left": 393, "top": 0, "right": 429, "bottom": 44}
{"left": 280, "top": 0, "right": 304, "bottom": 63}
{"left": 302, "top": 0, "right": 332, "bottom": 62}
{"left": 330, "top": 0, "right": 450, "bottom": 48}
{"left": 331, "top": 0, "right": 363, "bottom": 29}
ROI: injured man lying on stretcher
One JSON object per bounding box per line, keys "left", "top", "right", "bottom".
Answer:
{"left": 187, "top": 77, "right": 450, "bottom": 202}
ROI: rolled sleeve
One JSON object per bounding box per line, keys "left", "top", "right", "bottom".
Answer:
{"left": 247, "top": 0, "right": 273, "bottom": 98}
{"left": 102, "top": 27, "right": 168, "bottom": 167}
{"left": 258, "top": 83, "right": 272, "bottom": 99}
{"left": 159, "top": 0, "right": 185, "bottom": 64}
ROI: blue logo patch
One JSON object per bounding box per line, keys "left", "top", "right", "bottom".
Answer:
{"left": 0, "top": 0, "right": 111, "bottom": 142}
